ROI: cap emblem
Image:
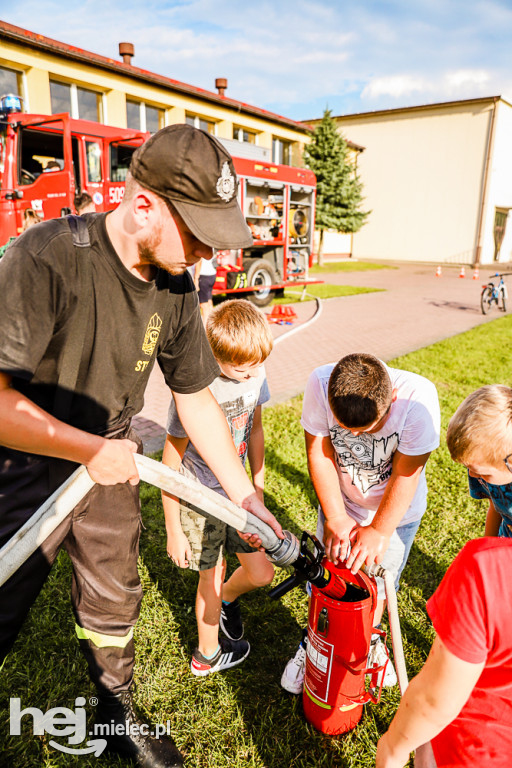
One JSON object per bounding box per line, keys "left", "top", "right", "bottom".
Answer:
{"left": 216, "top": 162, "right": 236, "bottom": 202}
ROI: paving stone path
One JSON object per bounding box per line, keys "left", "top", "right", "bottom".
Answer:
{"left": 134, "top": 263, "right": 506, "bottom": 453}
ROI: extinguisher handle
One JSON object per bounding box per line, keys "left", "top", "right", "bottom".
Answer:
{"left": 268, "top": 572, "right": 304, "bottom": 599}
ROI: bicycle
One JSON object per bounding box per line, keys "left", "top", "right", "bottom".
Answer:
{"left": 480, "top": 272, "right": 510, "bottom": 315}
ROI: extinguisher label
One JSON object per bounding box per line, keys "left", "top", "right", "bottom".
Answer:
{"left": 305, "top": 631, "right": 334, "bottom": 703}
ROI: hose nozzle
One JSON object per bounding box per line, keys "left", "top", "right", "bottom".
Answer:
{"left": 264, "top": 529, "right": 301, "bottom": 567}
{"left": 268, "top": 531, "right": 329, "bottom": 599}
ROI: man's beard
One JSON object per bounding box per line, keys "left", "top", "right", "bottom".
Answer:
{"left": 137, "top": 233, "right": 186, "bottom": 276}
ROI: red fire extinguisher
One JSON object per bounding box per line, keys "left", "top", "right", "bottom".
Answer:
{"left": 303, "top": 557, "right": 389, "bottom": 735}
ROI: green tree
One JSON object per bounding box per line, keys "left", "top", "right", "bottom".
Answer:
{"left": 304, "top": 108, "right": 370, "bottom": 265}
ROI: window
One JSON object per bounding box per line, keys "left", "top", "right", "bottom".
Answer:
{"left": 272, "top": 137, "right": 292, "bottom": 165}
{"left": 126, "top": 100, "right": 163, "bottom": 133}
{"left": 86, "top": 141, "right": 102, "bottom": 182}
{"left": 185, "top": 113, "right": 215, "bottom": 135}
{"left": 110, "top": 142, "right": 138, "bottom": 182}
{"left": 19, "top": 127, "right": 64, "bottom": 184}
{"left": 77, "top": 87, "right": 102, "bottom": 122}
{"left": 50, "top": 81, "right": 71, "bottom": 115}
{"left": 233, "top": 126, "right": 256, "bottom": 144}
{"left": 145, "top": 105, "right": 162, "bottom": 134}
{"left": 126, "top": 100, "right": 141, "bottom": 130}
{"left": 50, "top": 80, "right": 103, "bottom": 122}
{"left": 0, "top": 65, "right": 22, "bottom": 97}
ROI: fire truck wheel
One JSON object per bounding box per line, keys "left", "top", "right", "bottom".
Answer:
{"left": 244, "top": 259, "right": 276, "bottom": 307}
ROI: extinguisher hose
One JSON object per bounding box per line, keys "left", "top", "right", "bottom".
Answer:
{"left": 0, "top": 454, "right": 300, "bottom": 588}
{"left": 366, "top": 563, "right": 409, "bottom": 695}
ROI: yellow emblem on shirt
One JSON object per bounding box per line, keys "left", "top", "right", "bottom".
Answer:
{"left": 142, "top": 313, "right": 162, "bottom": 356}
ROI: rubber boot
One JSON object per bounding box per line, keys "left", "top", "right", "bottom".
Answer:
{"left": 94, "top": 689, "right": 185, "bottom": 768}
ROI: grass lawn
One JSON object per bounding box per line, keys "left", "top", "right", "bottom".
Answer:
{"left": 271, "top": 283, "right": 383, "bottom": 304}
{"left": 2, "top": 315, "right": 512, "bottom": 767}
{"left": 309, "top": 261, "right": 396, "bottom": 274}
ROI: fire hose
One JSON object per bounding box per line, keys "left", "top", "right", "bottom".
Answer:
{"left": 273, "top": 292, "right": 322, "bottom": 347}
{"left": 0, "top": 454, "right": 408, "bottom": 693}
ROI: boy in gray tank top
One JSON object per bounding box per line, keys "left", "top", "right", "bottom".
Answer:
{"left": 162, "top": 300, "right": 275, "bottom": 675}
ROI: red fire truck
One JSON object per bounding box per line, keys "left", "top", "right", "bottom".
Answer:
{"left": 214, "top": 155, "right": 317, "bottom": 306}
{"left": 0, "top": 94, "right": 317, "bottom": 306}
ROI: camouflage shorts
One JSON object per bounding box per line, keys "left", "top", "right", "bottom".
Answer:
{"left": 179, "top": 501, "right": 255, "bottom": 571}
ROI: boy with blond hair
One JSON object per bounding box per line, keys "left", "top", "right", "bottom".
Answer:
{"left": 447, "top": 384, "right": 512, "bottom": 537}
{"left": 162, "top": 299, "right": 275, "bottom": 675}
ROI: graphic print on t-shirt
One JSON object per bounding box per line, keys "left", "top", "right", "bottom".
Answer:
{"left": 142, "top": 313, "right": 163, "bottom": 356}
{"left": 220, "top": 391, "right": 257, "bottom": 463}
{"left": 330, "top": 426, "right": 399, "bottom": 493}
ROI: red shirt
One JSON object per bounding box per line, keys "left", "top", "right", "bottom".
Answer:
{"left": 427, "top": 538, "right": 512, "bottom": 767}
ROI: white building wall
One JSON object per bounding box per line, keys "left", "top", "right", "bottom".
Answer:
{"left": 313, "top": 230, "right": 352, "bottom": 257}
{"left": 334, "top": 101, "right": 495, "bottom": 264}
{"left": 483, "top": 101, "right": 512, "bottom": 264}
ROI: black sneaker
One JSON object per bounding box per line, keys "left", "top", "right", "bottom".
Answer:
{"left": 220, "top": 598, "right": 244, "bottom": 640}
{"left": 191, "top": 637, "right": 250, "bottom": 676}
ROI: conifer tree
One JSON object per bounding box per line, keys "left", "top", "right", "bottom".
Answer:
{"left": 304, "top": 109, "right": 370, "bottom": 265}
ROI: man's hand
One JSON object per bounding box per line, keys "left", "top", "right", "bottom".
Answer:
{"left": 241, "top": 492, "right": 284, "bottom": 539}
{"left": 346, "top": 524, "right": 389, "bottom": 574}
{"left": 237, "top": 493, "right": 284, "bottom": 550}
{"left": 86, "top": 437, "right": 139, "bottom": 486}
{"left": 167, "top": 531, "right": 192, "bottom": 568}
{"left": 323, "top": 514, "right": 356, "bottom": 563}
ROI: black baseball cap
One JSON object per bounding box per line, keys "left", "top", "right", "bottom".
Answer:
{"left": 129, "top": 124, "right": 253, "bottom": 249}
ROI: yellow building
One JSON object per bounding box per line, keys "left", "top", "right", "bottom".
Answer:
{"left": 0, "top": 19, "right": 310, "bottom": 167}
{"left": 315, "top": 96, "right": 512, "bottom": 265}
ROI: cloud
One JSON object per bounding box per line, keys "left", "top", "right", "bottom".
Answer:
{"left": 359, "top": 68, "right": 505, "bottom": 110}
{"left": 445, "top": 69, "right": 489, "bottom": 89}
{"left": 362, "top": 75, "right": 429, "bottom": 100}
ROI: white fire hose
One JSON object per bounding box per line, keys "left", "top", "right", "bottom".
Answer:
{"left": 0, "top": 455, "right": 298, "bottom": 589}
{"left": 0, "top": 453, "right": 408, "bottom": 694}
{"left": 366, "top": 563, "right": 409, "bottom": 693}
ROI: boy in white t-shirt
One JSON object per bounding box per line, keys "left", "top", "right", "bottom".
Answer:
{"left": 281, "top": 353, "right": 440, "bottom": 694}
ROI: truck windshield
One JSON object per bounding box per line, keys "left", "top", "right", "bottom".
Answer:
{"left": 19, "top": 127, "right": 64, "bottom": 184}
{"left": 110, "top": 142, "right": 137, "bottom": 182}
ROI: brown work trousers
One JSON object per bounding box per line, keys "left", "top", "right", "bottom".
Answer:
{"left": 0, "top": 426, "right": 143, "bottom": 694}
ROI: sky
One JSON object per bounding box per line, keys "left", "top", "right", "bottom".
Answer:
{"left": 2, "top": 0, "right": 512, "bottom": 122}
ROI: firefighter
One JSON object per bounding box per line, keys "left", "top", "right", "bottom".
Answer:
{"left": 0, "top": 124, "right": 282, "bottom": 767}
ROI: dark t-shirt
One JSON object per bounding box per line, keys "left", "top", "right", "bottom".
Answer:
{"left": 0, "top": 213, "right": 219, "bottom": 434}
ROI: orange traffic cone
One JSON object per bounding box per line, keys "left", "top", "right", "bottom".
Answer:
{"left": 435, "top": 266, "right": 442, "bottom": 277}
{"left": 472, "top": 267, "right": 479, "bottom": 280}
{"left": 459, "top": 266, "right": 465, "bottom": 278}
